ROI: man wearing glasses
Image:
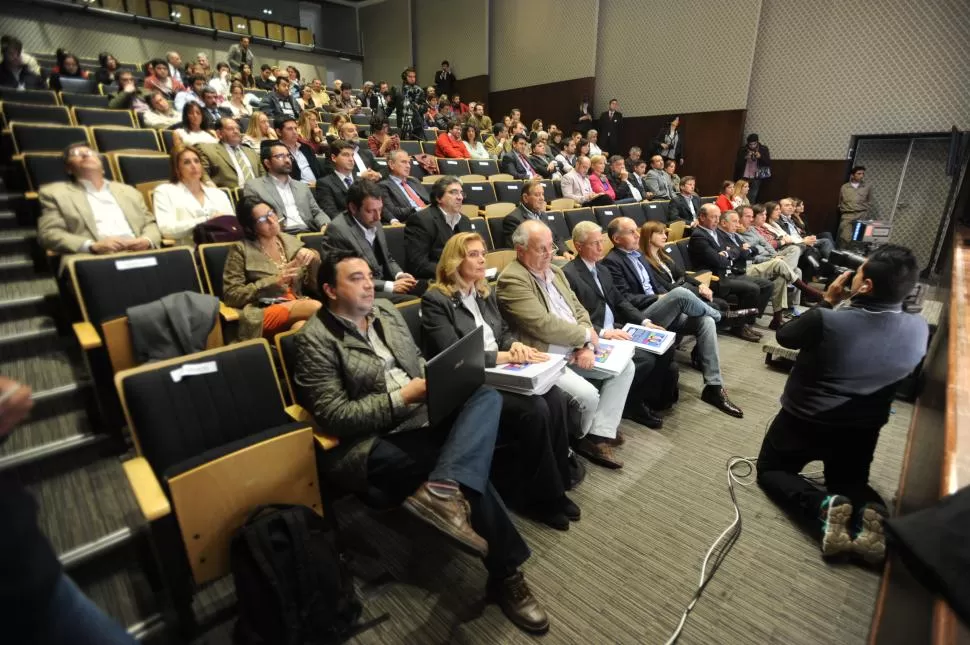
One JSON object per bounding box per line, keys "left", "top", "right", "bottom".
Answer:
{"left": 502, "top": 179, "right": 573, "bottom": 260}
{"left": 38, "top": 143, "right": 160, "bottom": 267}
{"left": 242, "top": 142, "right": 330, "bottom": 234}
{"left": 404, "top": 176, "right": 474, "bottom": 279}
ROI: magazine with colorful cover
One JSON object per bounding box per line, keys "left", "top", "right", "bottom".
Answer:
{"left": 620, "top": 324, "right": 677, "bottom": 355}
{"left": 485, "top": 355, "right": 568, "bottom": 395}
{"left": 591, "top": 340, "right": 635, "bottom": 375}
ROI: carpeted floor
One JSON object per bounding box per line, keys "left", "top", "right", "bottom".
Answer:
{"left": 193, "top": 320, "right": 912, "bottom": 645}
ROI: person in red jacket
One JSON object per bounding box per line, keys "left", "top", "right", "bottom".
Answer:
{"left": 435, "top": 119, "right": 471, "bottom": 158}
{"left": 715, "top": 180, "right": 735, "bottom": 213}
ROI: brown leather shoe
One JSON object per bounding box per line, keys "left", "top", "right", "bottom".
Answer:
{"left": 700, "top": 385, "right": 744, "bottom": 418}
{"left": 489, "top": 571, "right": 550, "bottom": 633}
{"left": 604, "top": 429, "right": 625, "bottom": 446}
{"left": 575, "top": 437, "right": 623, "bottom": 469}
{"left": 403, "top": 483, "right": 488, "bottom": 557}
{"left": 733, "top": 325, "right": 762, "bottom": 342}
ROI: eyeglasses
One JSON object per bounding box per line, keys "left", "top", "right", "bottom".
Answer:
{"left": 270, "top": 153, "right": 290, "bottom": 160}
{"left": 68, "top": 149, "right": 96, "bottom": 158}
{"left": 446, "top": 189, "right": 464, "bottom": 196}
{"left": 255, "top": 211, "right": 278, "bottom": 224}
{"left": 532, "top": 244, "right": 559, "bottom": 257}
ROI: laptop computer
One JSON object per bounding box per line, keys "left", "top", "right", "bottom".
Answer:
{"left": 425, "top": 326, "right": 485, "bottom": 426}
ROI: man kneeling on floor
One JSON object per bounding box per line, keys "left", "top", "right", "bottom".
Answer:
{"left": 292, "top": 244, "right": 549, "bottom": 633}
{"left": 756, "top": 244, "right": 927, "bottom": 564}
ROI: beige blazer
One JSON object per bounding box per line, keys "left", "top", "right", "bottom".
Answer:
{"left": 221, "top": 233, "right": 318, "bottom": 341}
{"left": 197, "top": 142, "right": 263, "bottom": 189}
{"left": 496, "top": 258, "right": 592, "bottom": 352}
{"left": 37, "top": 180, "right": 161, "bottom": 255}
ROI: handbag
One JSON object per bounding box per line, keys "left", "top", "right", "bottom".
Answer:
{"left": 755, "top": 166, "right": 772, "bottom": 179}
{"left": 193, "top": 215, "right": 244, "bottom": 244}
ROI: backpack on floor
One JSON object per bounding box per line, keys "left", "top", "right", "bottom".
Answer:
{"left": 231, "top": 504, "right": 362, "bottom": 645}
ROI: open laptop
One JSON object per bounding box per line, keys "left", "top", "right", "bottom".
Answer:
{"left": 425, "top": 326, "right": 485, "bottom": 426}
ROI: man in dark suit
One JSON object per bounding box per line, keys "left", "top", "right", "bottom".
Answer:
{"left": 629, "top": 159, "right": 653, "bottom": 201}
{"left": 201, "top": 87, "right": 232, "bottom": 125}
{"left": 668, "top": 175, "right": 701, "bottom": 225}
{"left": 502, "top": 179, "right": 573, "bottom": 259}
{"left": 562, "top": 221, "right": 675, "bottom": 429}
{"left": 598, "top": 99, "right": 622, "bottom": 155}
{"left": 330, "top": 121, "right": 383, "bottom": 181}
{"left": 316, "top": 140, "right": 361, "bottom": 218}
{"left": 500, "top": 134, "right": 539, "bottom": 180}
{"left": 276, "top": 117, "right": 323, "bottom": 187}
{"left": 404, "top": 175, "right": 473, "bottom": 278}
{"left": 259, "top": 76, "right": 301, "bottom": 120}
{"left": 688, "top": 204, "right": 772, "bottom": 342}
{"left": 433, "top": 60, "right": 456, "bottom": 98}
{"left": 322, "top": 180, "right": 423, "bottom": 302}
{"left": 379, "top": 150, "right": 430, "bottom": 224}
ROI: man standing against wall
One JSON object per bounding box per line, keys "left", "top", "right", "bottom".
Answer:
{"left": 837, "top": 166, "right": 871, "bottom": 248}
{"left": 598, "top": 99, "right": 622, "bottom": 155}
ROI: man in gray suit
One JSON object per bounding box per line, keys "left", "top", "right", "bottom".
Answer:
{"left": 322, "top": 180, "right": 423, "bottom": 302}
{"left": 644, "top": 154, "right": 676, "bottom": 200}
{"left": 242, "top": 142, "right": 330, "bottom": 234}
{"left": 227, "top": 35, "right": 254, "bottom": 74}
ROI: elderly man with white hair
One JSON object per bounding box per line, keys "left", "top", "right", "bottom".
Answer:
{"left": 497, "top": 219, "right": 635, "bottom": 469}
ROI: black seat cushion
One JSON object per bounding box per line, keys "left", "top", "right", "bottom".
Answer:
{"left": 199, "top": 244, "right": 235, "bottom": 298}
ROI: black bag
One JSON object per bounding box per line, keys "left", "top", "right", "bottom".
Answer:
{"left": 194, "top": 215, "right": 244, "bottom": 244}
{"left": 231, "top": 504, "right": 363, "bottom": 645}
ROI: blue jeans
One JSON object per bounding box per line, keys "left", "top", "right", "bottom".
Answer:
{"left": 39, "top": 574, "right": 137, "bottom": 645}
{"left": 644, "top": 286, "right": 722, "bottom": 327}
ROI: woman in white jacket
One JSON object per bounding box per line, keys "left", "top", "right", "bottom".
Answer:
{"left": 153, "top": 146, "right": 234, "bottom": 246}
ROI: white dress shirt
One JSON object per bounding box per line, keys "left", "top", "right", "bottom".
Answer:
{"left": 79, "top": 179, "right": 135, "bottom": 251}
{"left": 460, "top": 288, "right": 499, "bottom": 352}
{"left": 352, "top": 217, "right": 402, "bottom": 292}
{"left": 289, "top": 143, "right": 316, "bottom": 184}
{"left": 175, "top": 129, "right": 218, "bottom": 146}
{"left": 152, "top": 182, "right": 233, "bottom": 245}
{"left": 271, "top": 175, "right": 307, "bottom": 232}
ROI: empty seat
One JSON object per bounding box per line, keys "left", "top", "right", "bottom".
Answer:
{"left": 11, "top": 123, "right": 89, "bottom": 153}
{"left": 197, "top": 242, "right": 238, "bottom": 299}
{"left": 486, "top": 216, "right": 507, "bottom": 249}
{"left": 594, "top": 205, "right": 623, "bottom": 229}
{"left": 467, "top": 217, "right": 492, "bottom": 250}
{"left": 620, "top": 203, "right": 647, "bottom": 228}
{"left": 483, "top": 202, "right": 516, "bottom": 219}
{"left": 114, "top": 153, "right": 171, "bottom": 185}
{"left": 422, "top": 128, "right": 437, "bottom": 141}
{"left": 462, "top": 182, "right": 497, "bottom": 209}
{"left": 91, "top": 126, "right": 161, "bottom": 153}
{"left": 383, "top": 224, "right": 407, "bottom": 267}
{"left": 54, "top": 77, "right": 101, "bottom": 95}
{"left": 537, "top": 179, "right": 556, "bottom": 203}
{"left": 0, "top": 88, "right": 57, "bottom": 105}
{"left": 643, "top": 201, "right": 669, "bottom": 223}
{"left": 60, "top": 92, "right": 111, "bottom": 108}
{"left": 419, "top": 141, "right": 435, "bottom": 156}
{"left": 1, "top": 102, "right": 71, "bottom": 127}
{"left": 351, "top": 113, "right": 370, "bottom": 126}
{"left": 544, "top": 211, "right": 571, "bottom": 247}
{"left": 409, "top": 157, "right": 428, "bottom": 179}
{"left": 436, "top": 158, "right": 470, "bottom": 177}
{"left": 160, "top": 129, "right": 175, "bottom": 152}
{"left": 564, "top": 207, "right": 596, "bottom": 232}
{"left": 468, "top": 159, "right": 500, "bottom": 177}
{"left": 73, "top": 107, "right": 136, "bottom": 128}
{"left": 22, "top": 152, "right": 111, "bottom": 191}
{"left": 493, "top": 181, "right": 523, "bottom": 204}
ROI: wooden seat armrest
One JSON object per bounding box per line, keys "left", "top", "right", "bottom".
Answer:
{"left": 692, "top": 271, "right": 713, "bottom": 287}
{"left": 285, "top": 404, "right": 340, "bottom": 451}
{"left": 25, "top": 191, "right": 38, "bottom": 200}
{"left": 219, "top": 302, "right": 239, "bottom": 322}
{"left": 161, "top": 238, "right": 176, "bottom": 247}
{"left": 73, "top": 321, "right": 102, "bottom": 350}
{"left": 122, "top": 457, "right": 171, "bottom": 521}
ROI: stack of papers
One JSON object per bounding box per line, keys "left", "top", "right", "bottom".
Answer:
{"left": 486, "top": 355, "right": 567, "bottom": 395}
{"left": 621, "top": 324, "right": 677, "bottom": 355}
{"left": 591, "top": 340, "right": 636, "bottom": 375}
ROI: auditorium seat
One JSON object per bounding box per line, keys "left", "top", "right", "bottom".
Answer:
{"left": 667, "top": 220, "right": 687, "bottom": 242}
{"left": 382, "top": 224, "right": 406, "bottom": 268}
{"left": 273, "top": 329, "right": 342, "bottom": 449}
{"left": 91, "top": 126, "right": 162, "bottom": 153}
{"left": 594, "top": 205, "right": 623, "bottom": 229}
{"left": 408, "top": 157, "right": 428, "bottom": 179}
{"left": 0, "top": 87, "right": 57, "bottom": 105}
{"left": 620, "top": 203, "right": 647, "bottom": 228}
{"left": 113, "top": 152, "right": 171, "bottom": 185}
{"left": 550, "top": 197, "right": 576, "bottom": 211}
{"left": 11, "top": 123, "right": 90, "bottom": 153}
{"left": 462, "top": 182, "right": 497, "bottom": 210}
{"left": 1, "top": 102, "right": 72, "bottom": 127}
{"left": 73, "top": 107, "right": 136, "bottom": 128}
{"left": 483, "top": 202, "right": 516, "bottom": 219}
{"left": 21, "top": 151, "right": 111, "bottom": 192}
{"left": 486, "top": 215, "right": 507, "bottom": 249}
{"left": 54, "top": 77, "right": 101, "bottom": 95}
{"left": 422, "top": 128, "right": 437, "bottom": 141}
{"left": 196, "top": 242, "right": 245, "bottom": 331}
{"left": 116, "top": 339, "right": 321, "bottom": 635}
{"left": 59, "top": 92, "right": 111, "bottom": 108}
{"left": 493, "top": 180, "right": 522, "bottom": 204}
{"left": 544, "top": 211, "right": 571, "bottom": 247}
{"left": 437, "top": 158, "right": 470, "bottom": 177}
{"left": 700, "top": 196, "right": 717, "bottom": 206}
{"left": 564, "top": 207, "right": 596, "bottom": 232}
{"left": 468, "top": 159, "right": 500, "bottom": 177}
{"left": 399, "top": 140, "right": 422, "bottom": 156}
{"left": 394, "top": 300, "right": 423, "bottom": 346}
{"left": 421, "top": 174, "right": 443, "bottom": 185}
{"left": 467, "top": 217, "right": 492, "bottom": 250}
{"left": 643, "top": 201, "right": 669, "bottom": 222}
{"left": 537, "top": 179, "right": 556, "bottom": 203}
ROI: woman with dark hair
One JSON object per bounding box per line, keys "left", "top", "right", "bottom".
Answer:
{"left": 49, "top": 51, "right": 88, "bottom": 90}
{"left": 173, "top": 101, "right": 217, "bottom": 147}
{"left": 715, "top": 180, "right": 735, "bottom": 213}
{"left": 462, "top": 123, "right": 488, "bottom": 160}
{"left": 234, "top": 62, "right": 257, "bottom": 89}
{"left": 222, "top": 197, "right": 322, "bottom": 341}
{"left": 152, "top": 146, "right": 233, "bottom": 246}
{"left": 548, "top": 130, "right": 564, "bottom": 157}
{"left": 654, "top": 116, "right": 683, "bottom": 165}
{"left": 577, "top": 138, "right": 591, "bottom": 158}
{"left": 421, "top": 232, "right": 580, "bottom": 530}
{"left": 368, "top": 115, "right": 400, "bottom": 157}
{"left": 639, "top": 220, "right": 725, "bottom": 311}
{"left": 95, "top": 52, "right": 119, "bottom": 85}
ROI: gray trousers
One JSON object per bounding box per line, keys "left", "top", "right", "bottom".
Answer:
{"left": 747, "top": 258, "right": 799, "bottom": 311}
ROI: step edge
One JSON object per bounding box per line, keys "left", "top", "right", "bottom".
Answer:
{"left": 0, "top": 431, "right": 104, "bottom": 473}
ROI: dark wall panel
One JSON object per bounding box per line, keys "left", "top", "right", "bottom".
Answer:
{"left": 488, "top": 77, "right": 595, "bottom": 138}
{"left": 455, "top": 75, "right": 490, "bottom": 106}
{"left": 760, "top": 160, "right": 846, "bottom": 237}
{"left": 316, "top": 1, "right": 360, "bottom": 55}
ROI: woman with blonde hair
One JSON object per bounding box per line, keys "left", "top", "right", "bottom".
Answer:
{"left": 241, "top": 110, "right": 277, "bottom": 149}
{"left": 152, "top": 146, "right": 234, "bottom": 246}
{"left": 222, "top": 196, "right": 321, "bottom": 341}
{"left": 296, "top": 110, "right": 326, "bottom": 154}
{"left": 732, "top": 179, "right": 750, "bottom": 209}
{"left": 420, "top": 232, "right": 580, "bottom": 530}
{"left": 587, "top": 154, "right": 617, "bottom": 202}
{"left": 326, "top": 112, "right": 349, "bottom": 142}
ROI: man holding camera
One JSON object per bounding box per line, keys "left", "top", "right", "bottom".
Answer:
{"left": 756, "top": 245, "right": 928, "bottom": 565}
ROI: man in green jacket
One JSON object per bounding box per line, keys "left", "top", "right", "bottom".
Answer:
{"left": 292, "top": 245, "right": 550, "bottom": 634}
{"left": 107, "top": 70, "right": 150, "bottom": 112}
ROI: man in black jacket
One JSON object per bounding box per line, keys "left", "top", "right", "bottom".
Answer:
{"left": 757, "top": 245, "right": 928, "bottom": 564}
{"left": 379, "top": 150, "right": 430, "bottom": 224}
{"left": 598, "top": 99, "right": 622, "bottom": 155}
{"left": 688, "top": 204, "right": 771, "bottom": 341}
{"left": 316, "top": 140, "right": 360, "bottom": 217}
{"left": 276, "top": 116, "right": 322, "bottom": 187}
{"left": 321, "top": 180, "right": 422, "bottom": 302}
{"left": 404, "top": 175, "right": 473, "bottom": 278}
{"left": 260, "top": 76, "right": 301, "bottom": 120}
{"left": 502, "top": 179, "right": 572, "bottom": 259}
{"left": 500, "top": 134, "right": 539, "bottom": 180}
{"left": 433, "top": 60, "right": 455, "bottom": 97}
{"left": 667, "top": 176, "right": 701, "bottom": 225}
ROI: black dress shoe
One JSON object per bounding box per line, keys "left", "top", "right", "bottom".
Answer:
{"left": 701, "top": 385, "right": 744, "bottom": 418}
{"left": 559, "top": 495, "right": 581, "bottom": 521}
{"left": 567, "top": 451, "right": 586, "bottom": 489}
{"left": 624, "top": 403, "right": 663, "bottom": 429}
{"left": 724, "top": 307, "right": 760, "bottom": 320}
{"left": 527, "top": 506, "right": 569, "bottom": 531}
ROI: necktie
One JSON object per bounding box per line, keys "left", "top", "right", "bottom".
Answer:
{"left": 401, "top": 180, "right": 425, "bottom": 208}
{"left": 590, "top": 267, "right": 615, "bottom": 331}
{"left": 344, "top": 176, "right": 352, "bottom": 188}
{"left": 520, "top": 154, "right": 535, "bottom": 177}
{"left": 232, "top": 146, "right": 254, "bottom": 183}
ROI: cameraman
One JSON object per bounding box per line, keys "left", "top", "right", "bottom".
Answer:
{"left": 756, "top": 245, "right": 928, "bottom": 565}
{"left": 734, "top": 133, "right": 771, "bottom": 202}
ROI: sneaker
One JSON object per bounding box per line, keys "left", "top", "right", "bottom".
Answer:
{"left": 852, "top": 503, "right": 888, "bottom": 565}
{"left": 819, "top": 495, "right": 854, "bottom": 558}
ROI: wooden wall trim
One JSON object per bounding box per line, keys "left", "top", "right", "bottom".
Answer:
{"left": 455, "top": 75, "right": 490, "bottom": 107}
{"left": 759, "top": 160, "right": 846, "bottom": 238}
{"left": 488, "top": 77, "right": 596, "bottom": 141}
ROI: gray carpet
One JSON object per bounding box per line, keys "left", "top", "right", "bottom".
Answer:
{"left": 188, "top": 318, "right": 914, "bottom": 645}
